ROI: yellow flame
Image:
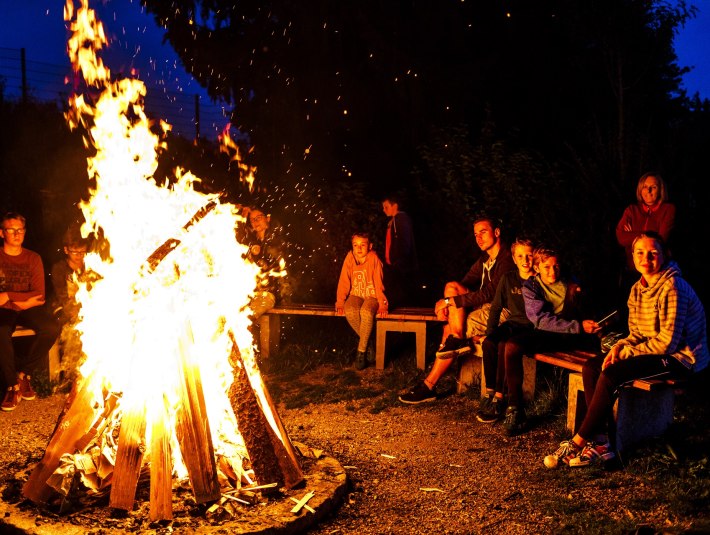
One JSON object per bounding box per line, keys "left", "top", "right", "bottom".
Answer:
{"left": 64, "top": 0, "right": 273, "bottom": 481}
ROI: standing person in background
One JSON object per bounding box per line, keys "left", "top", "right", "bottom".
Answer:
{"left": 336, "top": 232, "right": 388, "bottom": 370}
{"left": 0, "top": 212, "right": 60, "bottom": 412}
{"left": 616, "top": 173, "right": 675, "bottom": 296}
{"left": 382, "top": 194, "right": 418, "bottom": 308}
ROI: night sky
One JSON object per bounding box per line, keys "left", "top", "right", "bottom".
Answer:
{"left": 1, "top": 1, "right": 709, "bottom": 140}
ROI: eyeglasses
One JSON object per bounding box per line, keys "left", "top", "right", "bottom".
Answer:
{"left": 3, "top": 227, "right": 26, "bottom": 235}
{"left": 67, "top": 250, "right": 87, "bottom": 256}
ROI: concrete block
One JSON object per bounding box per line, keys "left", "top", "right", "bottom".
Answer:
{"left": 613, "top": 385, "right": 674, "bottom": 453}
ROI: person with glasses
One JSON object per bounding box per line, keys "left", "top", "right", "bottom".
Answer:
{"left": 50, "top": 224, "right": 93, "bottom": 326}
{"left": 0, "top": 212, "right": 60, "bottom": 412}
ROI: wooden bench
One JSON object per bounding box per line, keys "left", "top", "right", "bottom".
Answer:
{"left": 12, "top": 327, "right": 61, "bottom": 383}
{"left": 258, "top": 304, "right": 442, "bottom": 370}
{"left": 459, "top": 348, "right": 683, "bottom": 452}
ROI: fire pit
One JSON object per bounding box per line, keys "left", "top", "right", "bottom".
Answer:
{"left": 1, "top": 448, "right": 346, "bottom": 535}
{"left": 1, "top": 1, "right": 346, "bottom": 531}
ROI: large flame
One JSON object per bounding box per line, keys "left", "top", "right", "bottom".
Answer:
{"left": 62, "top": 0, "right": 275, "bottom": 482}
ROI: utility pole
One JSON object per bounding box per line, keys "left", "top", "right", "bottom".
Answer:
{"left": 21, "top": 48, "right": 28, "bottom": 105}
{"left": 194, "top": 94, "right": 200, "bottom": 144}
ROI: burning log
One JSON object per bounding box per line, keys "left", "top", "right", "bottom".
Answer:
{"left": 173, "top": 326, "right": 221, "bottom": 504}
{"left": 109, "top": 398, "right": 147, "bottom": 510}
{"left": 149, "top": 395, "right": 173, "bottom": 521}
{"left": 22, "top": 373, "right": 102, "bottom": 504}
{"left": 143, "top": 199, "right": 218, "bottom": 274}
{"left": 228, "top": 341, "right": 304, "bottom": 489}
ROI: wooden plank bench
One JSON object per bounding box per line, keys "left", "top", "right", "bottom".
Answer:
{"left": 458, "top": 348, "right": 684, "bottom": 452}
{"left": 12, "top": 327, "right": 61, "bottom": 383}
{"left": 258, "top": 304, "right": 442, "bottom": 370}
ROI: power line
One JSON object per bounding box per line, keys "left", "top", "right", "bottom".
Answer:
{"left": 0, "top": 46, "right": 229, "bottom": 141}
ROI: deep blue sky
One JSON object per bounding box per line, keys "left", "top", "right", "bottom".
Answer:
{"left": 1, "top": 1, "right": 709, "bottom": 138}
{"left": 0, "top": 0, "right": 229, "bottom": 139}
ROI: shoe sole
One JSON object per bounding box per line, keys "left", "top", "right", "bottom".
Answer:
{"left": 569, "top": 452, "right": 615, "bottom": 467}
{"left": 476, "top": 414, "right": 503, "bottom": 423}
{"left": 435, "top": 346, "right": 472, "bottom": 359}
{"left": 21, "top": 395, "right": 36, "bottom": 400}
{"left": 398, "top": 396, "right": 436, "bottom": 405}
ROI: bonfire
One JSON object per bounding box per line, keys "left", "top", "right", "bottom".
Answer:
{"left": 21, "top": 0, "right": 303, "bottom": 521}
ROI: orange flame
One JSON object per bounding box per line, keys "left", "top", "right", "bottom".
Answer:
{"left": 218, "top": 123, "right": 257, "bottom": 192}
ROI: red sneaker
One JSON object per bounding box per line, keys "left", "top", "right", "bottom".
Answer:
{"left": 1, "top": 387, "right": 22, "bottom": 412}
{"left": 19, "top": 374, "right": 37, "bottom": 400}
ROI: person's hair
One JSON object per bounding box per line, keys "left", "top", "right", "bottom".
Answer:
{"left": 511, "top": 238, "right": 534, "bottom": 254}
{"left": 1, "top": 212, "right": 26, "bottom": 227}
{"left": 351, "top": 232, "right": 371, "bottom": 243}
{"left": 532, "top": 246, "right": 559, "bottom": 269}
{"left": 382, "top": 194, "right": 401, "bottom": 208}
{"left": 631, "top": 231, "right": 670, "bottom": 260}
{"left": 62, "top": 224, "right": 89, "bottom": 249}
{"left": 472, "top": 216, "right": 501, "bottom": 232}
{"left": 635, "top": 173, "right": 668, "bottom": 203}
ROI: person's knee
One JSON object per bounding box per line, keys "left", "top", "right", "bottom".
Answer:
{"left": 582, "top": 356, "right": 602, "bottom": 379}
{"left": 443, "top": 281, "right": 466, "bottom": 297}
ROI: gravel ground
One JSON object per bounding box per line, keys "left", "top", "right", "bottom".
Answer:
{"left": 1, "top": 359, "right": 708, "bottom": 535}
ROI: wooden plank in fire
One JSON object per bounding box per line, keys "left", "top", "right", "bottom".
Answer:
{"left": 228, "top": 340, "right": 304, "bottom": 489}
{"left": 22, "top": 372, "right": 101, "bottom": 504}
{"left": 109, "top": 396, "right": 147, "bottom": 511}
{"left": 149, "top": 394, "right": 173, "bottom": 521}
{"left": 174, "top": 327, "right": 221, "bottom": 504}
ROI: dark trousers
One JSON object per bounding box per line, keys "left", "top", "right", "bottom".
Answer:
{"left": 504, "top": 329, "right": 600, "bottom": 407}
{"left": 481, "top": 322, "right": 532, "bottom": 396}
{"left": 578, "top": 354, "right": 690, "bottom": 441}
{"left": 0, "top": 306, "right": 60, "bottom": 387}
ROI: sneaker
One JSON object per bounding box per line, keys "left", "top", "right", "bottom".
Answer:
{"left": 544, "top": 439, "right": 582, "bottom": 468}
{"left": 476, "top": 396, "right": 506, "bottom": 423}
{"left": 568, "top": 441, "right": 616, "bottom": 468}
{"left": 18, "top": 374, "right": 36, "bottom": 401}
{"left": 435, "top": 335, "right": 472, "bottom": 359}
{"left": 502, "top": 406, "right": 527, "bottom": 435}
{"left": 398, "top": 382, "right": 436, "bottom": 404}
{"left": 354, "top": 351, "right": 367, "bottom": 371}
{"left": 1, "top": 387, "right": 22, "bottom": 412}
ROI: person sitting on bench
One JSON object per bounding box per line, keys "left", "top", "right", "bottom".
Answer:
{"left": 1, "top": 212, "right": 61, "bottom": 412}
{"left": 335, "top": 232, "right": 388, "bottom": 370}
{"left": 474, "top": 238, "right": 535, "bottom": 427}
{"left": 399, "top": 216, "right": 514, "bottom": 404}
{"left": 545, "top": 232, "right": 708, "bottom": 469}
{"left": 502, "top": 246, "right": 602, "bottom": 434}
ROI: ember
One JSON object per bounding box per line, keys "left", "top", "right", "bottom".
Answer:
{"left": 21, "top": 0, "right": 308, "bottom": 522}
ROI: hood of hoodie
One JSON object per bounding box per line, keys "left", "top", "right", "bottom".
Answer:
{"left": 638, "top": 260, "right": 681, "bottom": 298}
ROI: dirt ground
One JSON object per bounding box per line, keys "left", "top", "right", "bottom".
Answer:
{"left": 1, "top": 322, "right": 709, "bottom": 534}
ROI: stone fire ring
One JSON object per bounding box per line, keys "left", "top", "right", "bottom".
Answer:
{"left": 1, "top": 453, "right": 347, "bottom": 535}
